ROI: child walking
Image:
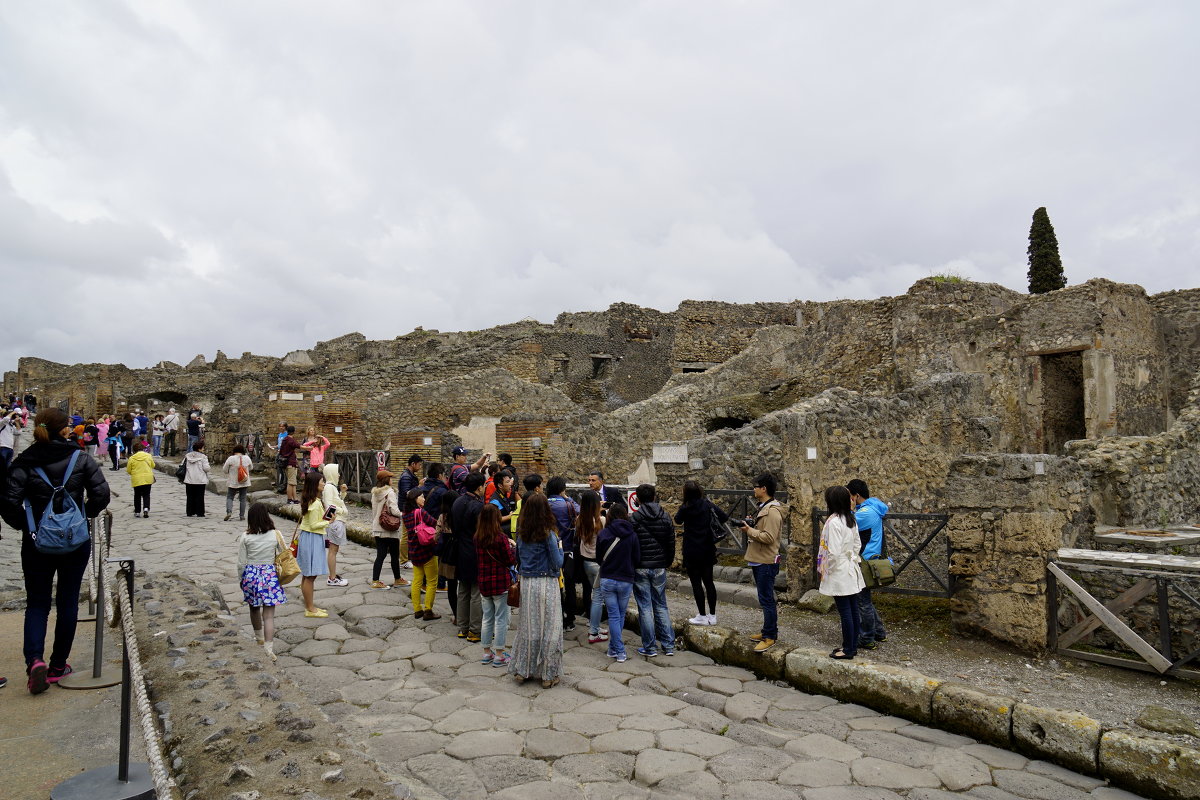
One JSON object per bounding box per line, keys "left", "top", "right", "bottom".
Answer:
{"left": 237, "top": 503, "right": 288, "bottom": 661}
{"left": 125, "top": 441, "right": 155, "bottom": 518}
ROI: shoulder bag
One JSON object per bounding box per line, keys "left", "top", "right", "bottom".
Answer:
{"left": 708, "top": 502, "right": 732, "bottom": 544}
{"left": 507, "top": 540, "right": 521, "bottom": 608}
{"left": 379, "top": 490, "right": 402, "bottom": 532}
{"left": 274, "top": 531, "right": 301, "bottom": 585}
{"left": 861, "top": 557, "right": 896, "bottom": 589}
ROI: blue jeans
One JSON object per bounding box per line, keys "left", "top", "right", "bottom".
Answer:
{"left": 834, "top": 594, "right": 861, "bottom": 656}
{"left": 583, "top": 559, "right": 606, "bottom": 634}
{"left": 187, "top": 434, "right": 199, "bottom": 452}
{"left": 480, "top": 593, "right": 510, "bottom": 651}
{"left": 152, "top": 435, "right": 162, "bottom": 457}
{"left": 752, "top": 562, "right": 779, "bottom": 639}
{"left": 601, "top": 578, "right": 633, "bottom": 658}
{"left": 857, "top": 588, "right": 887, "bottom": 643}
{"left": 0, "top": 447, "right": 13, "bottom": 468}
{"left": 633, "top": 568, "right": 675, "bottom": 653}
{"left": 22, "top": 535, "right": 91, "bottom": 669}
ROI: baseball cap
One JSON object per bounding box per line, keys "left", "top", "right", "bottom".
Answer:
{"left": 452, "top": 446, "right": 468, "bottom": 456}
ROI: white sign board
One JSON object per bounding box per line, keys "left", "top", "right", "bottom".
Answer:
{"left": 652, "top": 443, "right": 689, "bottom": 463}
{"left": 314, "top": 394, "right": 323, "bottom": 402}
{"left": 268, "top": 392, "right": 277, "bottom": 401}
{"left": 281, "top": 392, "right": 303, "bottom": 401}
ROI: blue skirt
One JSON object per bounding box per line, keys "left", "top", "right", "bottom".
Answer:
{"left": 240, "top": 564, "right": 287, "bottom": 607}
{"left": 297, "top": 530, "right": 328, "bottom": 577}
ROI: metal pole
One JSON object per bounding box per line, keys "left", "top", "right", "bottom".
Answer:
{"left": 1156, "top": 577, "right": 1172, "bottom": 661}
{"left": 118, "top": 559, "right": 134, "bottom": 782}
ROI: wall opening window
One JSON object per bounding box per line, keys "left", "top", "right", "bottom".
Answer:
{"left": 1041, "top": 351, "right": 1086, "bottom": 454}
{"left": 705, "top": 416, "right": 752, "bottom": 433}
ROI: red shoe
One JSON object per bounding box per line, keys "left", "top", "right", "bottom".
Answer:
{"left": 27, "top": 659, "right": 48, "bottom": 695}
{"left": 47, "top": 664, "right": 74, "bottom": 684}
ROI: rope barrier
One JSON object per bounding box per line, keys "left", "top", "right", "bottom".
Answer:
{"left": 111, "top": 558, "right": 178, "bottom": 799}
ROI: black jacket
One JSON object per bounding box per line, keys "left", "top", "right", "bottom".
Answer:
{"left": 449, "top": 491, "right": 484, "bottom": 583}
{"left": 398, "top": 468, "right": 422, "bottom": 499}
{"left": 674, "top": 498, "right": 729, "bottom": 568}
{"left": 2, "top": 438, "right": 111, "bottom": 536}
{"left": 422, "top": 477, "right": 448, "bottom": 519}
{"left": 630, "top": 501, "right": 675, "bottom": 569}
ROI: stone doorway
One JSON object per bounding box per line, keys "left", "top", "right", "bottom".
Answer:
{"left": 1041, "top": 351, "right": 1086, "bottom": 454}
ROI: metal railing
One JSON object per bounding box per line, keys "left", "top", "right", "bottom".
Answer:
{"left": 333, "top": 450, "right": 390, "bottom": 493}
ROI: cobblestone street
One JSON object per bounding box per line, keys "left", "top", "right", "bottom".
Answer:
{"left": 28, "top": 468, "right": 1137, "bottom": 800}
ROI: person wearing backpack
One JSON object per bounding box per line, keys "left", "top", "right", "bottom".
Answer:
{"left": 0, "top": 408, "right": 110, "bottom": 694}
{"left": 223, "top": 443, "right": 253, "bottom": 522}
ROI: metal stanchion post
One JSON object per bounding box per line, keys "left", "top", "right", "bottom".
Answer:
{"left": 60, "top": 517, "right": 119, "bottom": 690}
{"left": 52, "top": 559, "right": 155, "bottom": 800}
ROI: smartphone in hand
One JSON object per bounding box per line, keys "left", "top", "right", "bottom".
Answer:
{"left": 323, "top": 505, "right": 337, "bottom": 521}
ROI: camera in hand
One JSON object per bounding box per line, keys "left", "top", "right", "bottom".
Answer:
{"left": 741, "top": 516, "right": 756, "bottom": 528}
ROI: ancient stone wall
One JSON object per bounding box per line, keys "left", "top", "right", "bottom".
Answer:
{"left": 1151, "top": 287, "right": 1200, "bottom": 421}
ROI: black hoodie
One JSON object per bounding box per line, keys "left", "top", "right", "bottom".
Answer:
{"left": 1, "top": 438, "right": 111, "bottom": 536}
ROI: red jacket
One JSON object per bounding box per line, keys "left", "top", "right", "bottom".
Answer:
{"left": 476, "top": 535, "right": 516, "bottom": 597}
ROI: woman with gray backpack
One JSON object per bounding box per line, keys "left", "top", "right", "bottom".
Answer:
{"left": 0, "top": 408, "right": 111, "bottom": 694}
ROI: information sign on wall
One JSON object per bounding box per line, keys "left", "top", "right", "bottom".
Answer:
{"left": 652, "top": 442, "right": 689, "bottom": 463}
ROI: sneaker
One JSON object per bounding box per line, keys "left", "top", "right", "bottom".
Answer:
{"left": 327, "top": 577, "right": 349, "bottom": 587}
{"left": 858, "top": 640, "right": 877, "bottom": 650}
{"left": 662, "top": 649, "right": 675, "bottom": 657}
{"left": 400, "top": 561, "right": 413, "bottom": 569}
{"left": 588, "top": 632, "right": 609, "bottom": 644}
{"left": 749, "top": 633, "right": 764, "bottom": 642}
{"left": 46, "top": 664, "right": 73, "bottom": 684}
{"left": 705, "top": 614, "right": 717, "bottom": 625}
{"left": 304, "top": 609, "right": 329, "bottom": 618}
{"left": 392, "top": 579, "right": 410, "bottom": 587}
{"left": 753, "top": 638, "right": 777, "bottom": 653}
{"left": 457, "top": 631, "right": 467, "bottom": 639}
{"left": 615, "top": 654, "right": 628, "bottom": 663}
{"left": 688, "top": 614, "right": 709, "bottom": 625}
{"left": 369, "top": 580, "right": 388, "bottom": 589}
{"left": 481, "top": 653, "right": 494, "bottom": 664}
{"left": 424, "top": 611, "right": 442, "bottom": 620}
{"left": 563, "top": 622, "right": 576, "bottom": 632}
{"left": 636, "top": 647, "right": 658, "bottom": 658}
{"left": 27, "top": 660, "right": 48, "bottom": 694}
{"left": 0, "top": 676, "right": 7, "bottom": 689}
{"left": 466, "top": 633, "right": 481, "bottom": 643}
{"left": 492, "top": 653, "right": 510, "bottom": 667}
{"left": 143, "top": 510, "right": 149, "bottom": 518}
{"left": 224, "top": 513, "right": 232, "bottom": 521}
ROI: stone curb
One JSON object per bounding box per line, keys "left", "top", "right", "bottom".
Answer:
{"left": 678, "top": 622, "right": 1200, "bottom": 800}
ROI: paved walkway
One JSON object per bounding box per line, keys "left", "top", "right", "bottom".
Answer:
{"left": 68, "top": 473, "right": 1141, "bottom": 800}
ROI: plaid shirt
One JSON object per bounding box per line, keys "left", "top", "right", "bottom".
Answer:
{"left": 403, "top": 508, "right": 437, "bottom": 566}
{"left": 476, "top": 536, "right": 516, "bottom": 597}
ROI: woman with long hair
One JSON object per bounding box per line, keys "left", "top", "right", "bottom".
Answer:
{"left": 818, "top": 485, "right": 866, "bottom": 659}
{"left": 475, "top": 504, "right": 516, "bottom": 666}
{"left": 0, "top": 408, "right": 110, "bottom": 693}
{"left": 508, "top": 492, "right": 564, "bottom": 687}
{"left": 674, "top": 480, "right": 729, "bottom": 626}
{"left": 403, "top": 487, "right": 438, "bottom": 617}
{"left": 296, "top": 471, "right": 330, "bottom": 617}
{"left": 370, "top": 470, "right": 403, "bottom": 590}
{"left": 576, "top": 489, "right": 608, "bottom": 644}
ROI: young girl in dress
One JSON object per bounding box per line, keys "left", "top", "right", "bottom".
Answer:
{"left": 238, "top": 503, "right": 288, "bottom": 661}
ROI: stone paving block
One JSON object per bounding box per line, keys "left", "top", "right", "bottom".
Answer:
{"left": 411, "top": 693, "right": 470, "bottom": 721}
{"left": 525, "top": 727, "right": 590, "bottom": 758}
{"left": 380, "top": 641, "right": 431, "bottom": 661}
{"left": 531, "top": 687, "right": 592, "bottom": 713}
{"left": 633, "top": 749, "right": 709, "bottom": 787}
{"left": 783, "top": 732, "right": 863, "bottom": 763}
{"left": 778, "top": 757, "right": 854, "bottom": 787}
{"left": 342, "top": 603, "right": 410, "bottom": 623}
{"left": 290, "top": 638, "right": 341, "bottom": 659}
{"left": 339, "top": 679, "right": 394, "bottom": 707}
{"left": 495, "top": 711, "right": 553, "bottom": 732}
{"left": 470, "top": 690, "right": 532, "bottom": 717}
{"left": 929, "top": 749, "right": 992, "bottom": 791}
{"left": 673, "top": 704, "right": 731, "bottom": 735}
{"left": 576, "top": 677, "right": 636, "bottom": 698}
{"left": 492, "top": 780, "right": 585, "bottom": 800}
{"left": 349, "top": 711, "right": 431, "bottom": 733}
{"left": 689, "top": 663, "right": 757, "bottom": 681}
{"left": 728, "top": 780, "right": 804, "bottom": 800}
{"left": 592, "top": 729, "right": 656, "bottom": 754}
{"left": 649, "top": 667, "right": 700, "bottom": 691}
{"left": 348, "top": 617, "right": 396, "bottom": 638}
{"left": 580, "top": 781, "right": 650, "bottom": 800}
{"left": 964, "top": 786, "right": 1026, "bottom": 800}
{"left": 287, "top": 664, "right": 358, "bottom": 689}
{"left": 446, "top": 729, "right": 525, "bottom": 759}
{"left": 656, "top": 728, "right": 740, "bottom": 758}
{"left": 434, "top": 708, "right": 500, "bottom": 734}
{"left": 552, "top": 712, "right": 621, "bottom": 736}
{"left": 471, "top": 755, "right": 551, "bottom": 792}
{"left": 909, "top": 790, "right": 976, "bottom": 800}
{"left": 554, "top": 752, "right": 635, "bottom": 783}
{"left": 932, "top": 682, "right": 1016, "bottom": 748}
{"left": 707, "top": 745, "right": 793, "bottom": 782}
{"left": 358, "top": 659, "right": 412, "bottom": 680}
{"left": 672, "top": 687, "right": 727, "bottom": 712}
{"left": 364, "top": 731, "right": 449, "bottom": 764}
{"left": 339, "top": 636, "right": 389, "bottom": 653}
{"left": 1012, "top": 703, "right": 1101, "bottom": 775}
{"left": 413, "top": 651, "right": 466, "bottom": 670}
{"left": 313, "top": 623, "right": 351, "bottom": 641}
{"left": 1025, "top": 759, "right": 1106, "bottom": 791}
{"left": 895, "top": 723, "right": 975, "bottom": 748}
{"left": 961, "top": 742, "right": 1028, "bottom": 770}
{"left": 785, "top": 648, "right": 941, "bottom": 723}
{"left": 766, "top": 706, "right": 850, "bottom": 739}
{"left": 1089, "top": 787, "right": 1152, "bottom": 800}
{"left": 824, "top": 702, "right": 882, "bottom": 720}
{"left": 991, "top": 769, "right": 1092, "bottom": 800}
{"left": 311, "top": 651, "right": 381, "bottom": 669}
{"left": 618, "top": 712, "right": 688, "bottom": 732}
{"left": 724, "top": 691, "right": 771, "bottom": 722}
{"left": 772, "top": 690, "right": 840, "bottom": 711}
{"left": 627, "top": 676, "right": 667, "bottom": 695}
{"left": 696, "top": 675, "right": 743, "bottom": 696}
{"left": 847, "top": 715, "right": 908, "bottom": 731}
{"left": 576, "top": 695, "right": 687, "bottom": 716}
{"left": 851, "top": 757, "right": 943, "bottom": 790}
{"left": 724, "top": 722, "right": 799, "bottom": 748}
{"left": 845, "top": 730, "right": 937, "bottom": 768}
{"left": 608, "top": 659, "right": 660, "bottom": 677}
{"left": 1098, "top": 729, "right": 1200, "bottom": 800}
{"left": 407, "top": 752, "right": 488, "bottom": 800}
{"left": 659, "top": 650, "right": 711, "bottom": 668}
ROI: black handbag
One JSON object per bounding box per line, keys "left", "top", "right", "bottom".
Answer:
{"left": 709, "top": 504, "right": 731, "bottom": 544}
{"left": 175, "top": 460, "right": 187, "bottom": 483}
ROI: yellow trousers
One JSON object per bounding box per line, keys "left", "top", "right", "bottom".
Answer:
{"left": 411, "top": 558, "right": 438, "bottom": 611}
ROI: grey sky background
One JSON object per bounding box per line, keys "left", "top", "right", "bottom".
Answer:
{"left": 2, "top": 1, "right": 1198, "bottom": 374}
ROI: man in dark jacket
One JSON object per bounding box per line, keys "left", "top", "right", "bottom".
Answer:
{"left": 1, "top": 410, "right": 110, "bottom": 692}
{"left": 421, "top": 462, "right": 448, "bottom": 519}
{"left": 450, "top": 473, "right": 486, "bottom": 641}
{"left": 630, "top": 483, "right": 676, "bottom": 657}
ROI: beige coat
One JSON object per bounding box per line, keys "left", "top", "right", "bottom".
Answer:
{"left": 370, "top": 486, "right": 403, "bottom": 538}
{"left": 744, "top": 499, "right": 784, "bottom": 565}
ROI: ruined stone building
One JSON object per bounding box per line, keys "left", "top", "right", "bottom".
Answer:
{"left": 7, "top": 277, "right": 1200, "bottom": 652}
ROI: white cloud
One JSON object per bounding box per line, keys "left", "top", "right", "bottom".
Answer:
{"left": 1, "top": 0, "right": 1198, "bottom": 372}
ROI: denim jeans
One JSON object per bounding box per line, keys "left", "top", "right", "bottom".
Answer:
{"left": 857, "top": 587, "right": 888, "bottom": 643}
{"left": 582, "top": 559, "right": 606, "bottom": 634}
{"left": 152, "top": 435, "right": 162, "bottom": 457}
{"left": 601, "top": 578, "right": 633, "bottom": 658}
{"left": 632, "top": 567, "right": 675, "bottom": 653}
{"left": 480, "top": 593, "right": 511, "bottom": 651}
{"left": 226, "top": 487, "right": 248, "bottom": 519}
{"left": 834, "top": 594, "right": 862, "bottom": 656}
{"left": 752, "top": 562, "right": 780, "bottom": 639}
{"left": 187, "top": 434, "right": 199, "bottom": 452}
{"left": 23, "top": 535, "right": 91, "bottom": 669}
{"left": 0, "top": 447, "right": 13, "bottom": 468}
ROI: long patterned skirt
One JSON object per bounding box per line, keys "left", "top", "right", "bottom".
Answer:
{"left": 507, "top": 576, "right": 563, "bottom": 682}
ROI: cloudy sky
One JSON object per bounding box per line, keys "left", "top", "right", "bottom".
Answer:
{"left": 2, "top": 1, "right": 1197, "bottom": 373}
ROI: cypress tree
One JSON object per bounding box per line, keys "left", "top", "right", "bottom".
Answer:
{"left": 1027, "top": 206, "right": 1065, "bottom": 293}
